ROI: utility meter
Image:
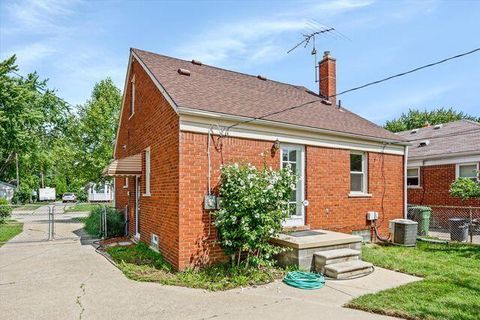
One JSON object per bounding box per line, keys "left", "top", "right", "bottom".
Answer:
{"left": 204, "top": 195, "right": 217, "bottom": 210}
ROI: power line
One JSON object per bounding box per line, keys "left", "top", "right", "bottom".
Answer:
{"left": 225, "top": 47, "right": 480, "bottom": 132}
{"left": 333, "top": 47, "right": 480, "bottom": 97}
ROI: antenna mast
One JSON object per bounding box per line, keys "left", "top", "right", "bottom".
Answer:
{"left": 287, "top": 27, "right": 335, "bottom": 83}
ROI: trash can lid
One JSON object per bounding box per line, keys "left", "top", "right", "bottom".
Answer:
{"left": 390, "top": 218, "right": 418, "bottom": 225}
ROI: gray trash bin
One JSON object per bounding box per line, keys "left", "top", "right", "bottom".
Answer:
{"left": 449, "top": 218, "right": 469, "bottom": 242}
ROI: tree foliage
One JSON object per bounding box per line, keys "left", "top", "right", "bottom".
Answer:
{"left": 214, "top": 163, "right": 296, "bottom": 268}
{"left": 450, "top": 178, "right": 480, "bottom": 201}
{"left": 384, "top": 108, "right": 479, "bottom": 132}
{"left": 73, "top": 78, "right": 121, "bottom": 184}
{"left": 0, "top": 55, "right": 121, "bottom": 202}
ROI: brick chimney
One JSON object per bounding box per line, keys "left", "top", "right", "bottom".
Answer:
{"left": 319, "top": 51, "right": 336, "bottom": 105}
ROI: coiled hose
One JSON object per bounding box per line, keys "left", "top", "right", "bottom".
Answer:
{"left": 283, "top": 271, "right": 325, "bottom": 290}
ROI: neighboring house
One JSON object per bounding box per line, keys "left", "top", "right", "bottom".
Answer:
{"left": 397, "top": 119, "right": 480, "bottom": 207}
{"left": 105, "top": 48, "right": 408, "bottom": 270}
{"left": 86, "top": 182, "right": 114, "bottom": 202}
{"left": 0, "top": 181, "right": 15, "bottom": 202}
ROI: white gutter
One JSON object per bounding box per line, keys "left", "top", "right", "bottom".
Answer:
{"left": 404, "top": 145, "right": 409, "bottom": 219}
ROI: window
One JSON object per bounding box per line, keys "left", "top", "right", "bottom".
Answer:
{"left": 129, "top": 76, "right": 135, "bottom": 117}
{"left": 144, "top": 147, "right": 151, "bottom": 196}
{"left": 407, "top": 168, "right": 420, "bottom": 187}
{"left": 350, "top": 152, "right": 367, "bottom": 194}
{"left": 456, "top": 163, "right": 479, "bottom": 181}
{"left": 123, "top": 177, "right": 128, "bottom": 188}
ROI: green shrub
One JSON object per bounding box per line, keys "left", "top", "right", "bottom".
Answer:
{"left": 75, "top": 188, "right": 88, "bottom": 202}
{"left": 214, "top": 163, "right": 296, "bottom": 268}
{"left": 12, "top": 185, "right": 32, "bottom": 204}
{"left": 84, "top": 206, "right": 125, "bottom": 238}
{"left": 450, "top": 177, "right": 480, "bottom": 201}
{"left": 0, "top": 198, "right": 12, "bottom": 223}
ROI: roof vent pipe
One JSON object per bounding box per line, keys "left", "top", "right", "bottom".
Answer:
{"left": 177, "top": 68, "right": 191, "bottom": 76}
{"left": 191, "top": 59, "right": 203, "bottom": 65}
{"left": 257, "top": 75, "right": 267, "bottom": 81}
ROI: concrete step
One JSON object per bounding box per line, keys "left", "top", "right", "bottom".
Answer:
{"left": 324, "top": 260, "right": 374, "bottom": 279}
{"left": 314, "top": 248, "right": 360, "bottom": 273}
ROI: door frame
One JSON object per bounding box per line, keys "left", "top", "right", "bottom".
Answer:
{"left": 280, "top": 143, "right": 305, "bottom": 227}
{"left": 134, "top": 175, "right": 141, "bottom": 240}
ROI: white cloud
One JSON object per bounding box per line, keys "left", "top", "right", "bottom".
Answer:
{"left": 4, "top": 0, "right": 81, "bottom": 35}
{"left": 4, "top": 42, "right": 57, "bottom": 68}
{"left": 175, "top": 0, "right": 375, "bottom": 67}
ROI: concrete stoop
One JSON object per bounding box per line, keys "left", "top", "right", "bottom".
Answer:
{"left": 314, "top": 248, "right": 373, "bottom": 279}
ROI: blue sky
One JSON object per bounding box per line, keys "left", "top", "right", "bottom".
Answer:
{"left": 1, "top": 0, "right": 479, "bottom": 124}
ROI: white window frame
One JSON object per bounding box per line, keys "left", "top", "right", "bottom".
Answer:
{"left": 407, "top": 167, "right": 421, "bottom": 188}
{"left": 123, "top": 177, "right": 128, "bottom": 189}
{"left": 456, "top": 162, "right": 479, "bottom": 180}
{"left": 349, "top": 151, "right": 369, "bottom": 196}
{"left": 129, "top": 75, "right": 135, "bottom": 119}
{"left": 143, "top": 147, "right": 151, "bottom": 196}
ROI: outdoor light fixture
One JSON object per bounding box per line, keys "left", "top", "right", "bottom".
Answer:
{"left": 271, "top": 139, "right": 280, "bottom": 155}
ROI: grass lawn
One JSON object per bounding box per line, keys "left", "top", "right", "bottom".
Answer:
{"left": 347, "top": 241, "right": 480, "bottom": 320}
{"left": 64, "top": 203, "right": 99, "bottom": 213}
{"left": 106, "top": 242, "right": 287, "bottom": 291}
{"left": 13, "top": 203, "right": 43, "bottom": 211}
{"left": 0, "top": 221, "right": 24, "bottom": 246}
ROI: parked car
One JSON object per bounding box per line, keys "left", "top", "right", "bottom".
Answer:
{"left": 62, "top": 193, "right": 77, "bottom": 203}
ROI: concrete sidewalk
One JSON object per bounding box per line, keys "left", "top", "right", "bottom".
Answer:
{"left": 0, "top": 207, "right": 420, "bottom": 320}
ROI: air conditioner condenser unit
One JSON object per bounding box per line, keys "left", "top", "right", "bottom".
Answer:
{"left": 389, "top": 219, "right": 418, "bottom": 246}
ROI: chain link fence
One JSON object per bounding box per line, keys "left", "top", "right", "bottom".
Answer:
{"left": 0, "top": 202, "right": 126, "bottom": 246}
{"left": 408, "top": 204, "right": 480, "bottom": 244}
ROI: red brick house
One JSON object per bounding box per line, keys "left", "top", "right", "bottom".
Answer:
{"left": 106, "top": 48, "right": 408, "bottom": 270}
{"left": 397, "top": 119, "right": 480, "bottom": 207}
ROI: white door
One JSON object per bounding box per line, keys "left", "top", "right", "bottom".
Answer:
{"left": 280, "top": 144, "right": 305, "bottom": 227}
{"left": 134, "top": 176, "right": 141, "bottom": 239}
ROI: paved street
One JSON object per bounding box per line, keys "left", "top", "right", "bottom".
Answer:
{"left": 0, "top": 205, "right": 420, "bottom": 320}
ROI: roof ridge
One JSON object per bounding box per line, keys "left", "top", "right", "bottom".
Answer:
{"left": 131, "top": 47, "right": 312, "bottom": 92}
{"left": 396, "top": 118, "right": 480, "bottom": 135}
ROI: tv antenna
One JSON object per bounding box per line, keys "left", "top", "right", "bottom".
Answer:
{"left": 287, "top": 27, "right": 335, "bottom": 83}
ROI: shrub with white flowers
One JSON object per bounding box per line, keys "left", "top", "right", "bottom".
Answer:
{"left": 214, "top": 163, "right": 297, "bottom": 267}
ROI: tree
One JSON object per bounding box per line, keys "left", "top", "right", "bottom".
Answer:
{"left": 0, "top": 55, "right": 70, "bottom": 198}
{"left": 73, "top": 79, "right": 122, "bottom": 184}
{"left": 0, "top": 55, "right": 122, "bottom": 202}
{"left": 384, "top": 108, "right": 479, "bottom": 132}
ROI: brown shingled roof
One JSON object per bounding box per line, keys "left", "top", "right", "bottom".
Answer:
{"left": 132, "top": 48, "right": 406, "bottom": 143}
{"left": 396, "top": 119, "right": 480, "bottom": 158}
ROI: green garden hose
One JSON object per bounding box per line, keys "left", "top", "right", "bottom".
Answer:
{"left": 283, "top": 271, "right": 325, "bottom": 290}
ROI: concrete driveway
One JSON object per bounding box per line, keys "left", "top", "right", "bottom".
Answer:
{"left": 0, "top": 205, "right": 420, "bottom": 320}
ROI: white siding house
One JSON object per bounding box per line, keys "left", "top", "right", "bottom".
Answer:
{"left": 0, "top": 181, "right": 15, "bottom": 202}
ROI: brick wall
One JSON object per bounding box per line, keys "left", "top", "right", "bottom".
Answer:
{"left": 114, "top": 58, "right": 180, "bottom": 269}
{"left": 306, "top": 147, "right": 404, "bottom": 235}
{"left": 178, "top": 131, "right": 405, "bottom": 269}
{"left": 178, "top": 132, "right": 279, "bottom": 269}
{"left": 408, "top": 163, "right": 480, "bottom": 206}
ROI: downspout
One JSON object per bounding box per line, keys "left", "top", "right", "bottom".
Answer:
{"left": 404, "top": 145, "right": 409, "bottom": 219}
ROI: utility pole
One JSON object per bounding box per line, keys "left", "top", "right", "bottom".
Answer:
{"left": 15, "top": 152, "right": 19, "bottom": 186}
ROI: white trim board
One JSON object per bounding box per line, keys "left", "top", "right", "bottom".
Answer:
{"left": 180, "top": 116, "right": 405, "bottom": 156}
{"left": 407, "top": 154, "right": 480, "bottom": 167}
{"left": 178, "top": 107, "right": 409, "bottom": 146}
